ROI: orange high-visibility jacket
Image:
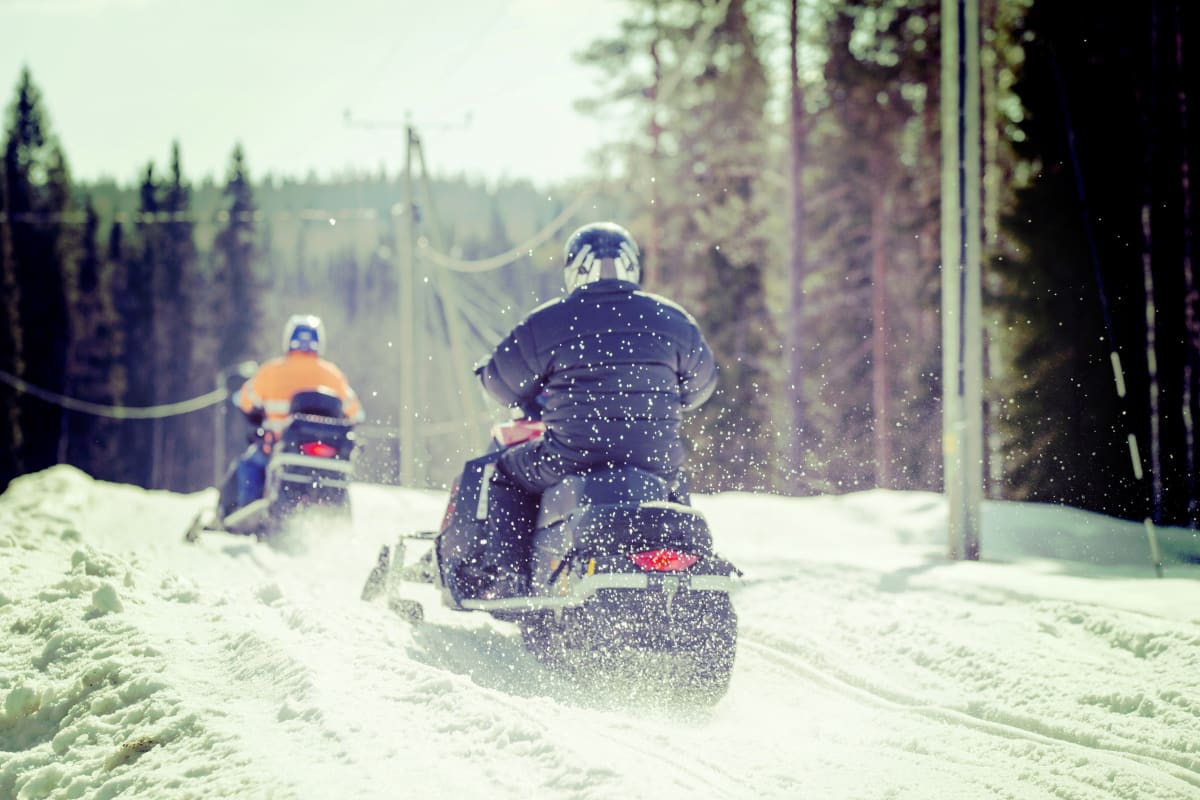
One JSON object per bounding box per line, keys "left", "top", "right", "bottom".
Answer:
{"left": 237, "top": 351, "right": 365, "bottom": 434}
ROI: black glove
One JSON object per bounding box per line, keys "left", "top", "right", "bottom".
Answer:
{"left": 517, "top": 401, "right": 542, "bottom": 421}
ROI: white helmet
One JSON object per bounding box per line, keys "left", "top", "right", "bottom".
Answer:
{"left": 282, "top": 314, "right": 324, "bottom": 355}
{"left": 562, "top": 221, "right": 641, "bottom": 292}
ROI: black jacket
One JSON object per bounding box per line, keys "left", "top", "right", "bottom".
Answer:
{"left": 479, "top": 280, "right": 717, "bottom": 473}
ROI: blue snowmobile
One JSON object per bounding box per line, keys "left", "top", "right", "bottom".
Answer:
{"left": 186, "top": 389, "right": 357, "bottom": 541}
{"left": 362, "top": 418, "right": 741, "bottom": 703}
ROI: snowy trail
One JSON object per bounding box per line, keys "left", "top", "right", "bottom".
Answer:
{"left": 4, "top": 467, "right": 1200, "bottom": 799}
{"left": 737, "top": 559, "right": 1200, "bottom": 778}
{"left": 739, "top": 632, "right": 1200, "bottom": 796}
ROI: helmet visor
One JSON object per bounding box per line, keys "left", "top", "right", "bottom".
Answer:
{"left": 564, "top": 242, "right": 640, "bottom": 291}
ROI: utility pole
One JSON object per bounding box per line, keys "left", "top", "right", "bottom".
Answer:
{"left": 398, "top": 124, "right": 419, "bottom": 487}
{"left": 941, "top": 0, "right": 984, "bottom": 560}
{"left": 346, "top": 109, "right": 472, "bottom": 487}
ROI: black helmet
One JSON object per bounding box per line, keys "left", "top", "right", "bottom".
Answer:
{"left": 562, "top": 221, "right": 641, "bottom": 291}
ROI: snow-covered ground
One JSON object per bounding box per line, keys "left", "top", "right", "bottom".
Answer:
{"left": 3, "top": 465, "right": 1200, "bottom": 799}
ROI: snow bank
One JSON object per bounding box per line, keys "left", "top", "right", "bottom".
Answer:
{"left": 3, "top": 466, "right": 1200, "bottom": 799}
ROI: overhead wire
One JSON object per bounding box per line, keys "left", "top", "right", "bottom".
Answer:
{"left": 411, "top": 130, "right": 482, "bottom": 425}
{"left": 1, "top": 208, "right": 388, "bottom": 225}
{"left": 418, "top": 190, "right": 596, "bottom": 273}
{"left": 0, "top": 368, "right": 226, "bottom": 419}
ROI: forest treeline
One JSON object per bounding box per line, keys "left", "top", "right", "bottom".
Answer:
{"left": 2, "top": 0, "right": 1198, "bottom": 527}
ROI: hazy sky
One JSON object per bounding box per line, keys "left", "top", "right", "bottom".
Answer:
{"left": 0, "top": 0, "right": 628, "bottom": 187}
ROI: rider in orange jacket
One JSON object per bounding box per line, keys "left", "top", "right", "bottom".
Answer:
{"left": 223, "top": 315, "right": 364, "bottom": 514}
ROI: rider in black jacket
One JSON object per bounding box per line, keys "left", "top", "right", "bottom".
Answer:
{"left": 467, "top": 221, "right": 717, "bottom": 597}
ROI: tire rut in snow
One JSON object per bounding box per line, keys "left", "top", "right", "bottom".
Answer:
{"left": 738, "top": 629, "right": 1200, "bottom": 793}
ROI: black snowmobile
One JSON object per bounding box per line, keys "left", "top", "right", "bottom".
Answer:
{"left": 186, "top": 388, "right": 357, "bottom": 541}
{"left": 362, "top": 419, "right": 741, "bottom": 703}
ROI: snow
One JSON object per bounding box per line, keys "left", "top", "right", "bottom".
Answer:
{"left": 3, "top": 465, "right": 1200, "bottom": 799}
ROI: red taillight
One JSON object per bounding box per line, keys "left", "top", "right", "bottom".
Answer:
{"left": 629, "top": 550, "right": 699, "bottom": 572}
{"left": 300, "top": 441, "right": 338, "bottom": 458}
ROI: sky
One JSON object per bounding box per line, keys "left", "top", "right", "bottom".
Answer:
{"left": 0, "top": 0, "right": 628, "bottom": 187}
{"left": 3, "top": 465, "right": 1200, "bottom": 799}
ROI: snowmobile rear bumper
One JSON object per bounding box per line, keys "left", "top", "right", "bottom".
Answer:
{"left": 458, "top": 572, "right": 738, "bottom": 613}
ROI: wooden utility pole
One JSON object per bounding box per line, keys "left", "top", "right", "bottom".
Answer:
{"left": 398, "top": 125, "right": 419, "bottom": 487}
{"left": 941, "top": 0, "right": 983, "bottom": 559}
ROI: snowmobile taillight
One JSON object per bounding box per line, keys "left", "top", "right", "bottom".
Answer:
{"left": 300, "top": 441, "right": 338, "bottom": 458}
{"left": 629, "top": 550, "right": 699, "bottom": 572}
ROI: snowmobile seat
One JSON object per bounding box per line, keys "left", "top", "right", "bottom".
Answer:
{"left": 281, "top": 388, "right": 355, "bottom": 449}
{"left": 537, "top": 466, "right": 671, "bottom": 530}
{"left": 289, "top": 388, "right": 345, "bottom": 419}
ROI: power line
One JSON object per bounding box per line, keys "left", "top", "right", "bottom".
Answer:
{"left": 2, "top": 197, "right": 591, "bottom": 278}
{"left": 418, "top": 190, "right": 597, "bottom": 273}
{"left": 0, "top": 369, "right": 226, "bottom": 419}
{"left": 0, "top": 207, "right": 395, "bottom": 225}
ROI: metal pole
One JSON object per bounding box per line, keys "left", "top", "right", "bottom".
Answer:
{"left": 941, "top": 0, "right": 964, "bottom": 559}
{"left": 963, "top": 0, "right": 984, "bottom": 559}
{"left": 942, "top": 0, "right": 983, "bottom": 559}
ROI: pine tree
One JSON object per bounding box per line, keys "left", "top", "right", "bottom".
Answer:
{"left": 785, "top": 0, "right": 814, "bottom": 488}
{"left": 803, "top": 1, "right": 946, "bottom": 492}
{"left": 147, "top": 144, "right": 206, "bottom": 489}
{"left": 1032, "top": 1, "right": 1194, "bottom": 524}
{"left": 111, "top": 164, "right": 160, "bottom": 487}
{"left": 212, "top": 144, "right": 263, "bottom": 368}
{"left": 64, "top": 197, "right": 125, "bottom": 479}
{"left": 2, "top": 67, "right": 74, "bottom": 476}
{"left": 1001, "top": 1, "right": 1153, "bottom": 519}
{"left": 578, "top": 0, "right": 780, "bottom": 491}
{"left": 0, "top": 150, "right": 22, "bottom": 489}
{"left": 102, "top": 220, "right": 143, "bottom": 485}
{"left": 673, "top": 0, "right": 778, "bottom": 492}
{"left": 206, "top": 145, "right": 264, "bottom": 483}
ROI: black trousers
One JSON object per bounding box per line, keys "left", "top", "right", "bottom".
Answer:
{"left": 482, "top": 468, "right": 539, "bottom": 583}
{"left": 455, "top": 437, "right": 681, "bottom": 599}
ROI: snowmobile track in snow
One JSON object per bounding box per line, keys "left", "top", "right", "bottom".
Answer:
{"left": 738, "top": 629, "right": 1200, "bottom": 792}
{"left": 465, "top": 676, "right": 752, "bottom": 799}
